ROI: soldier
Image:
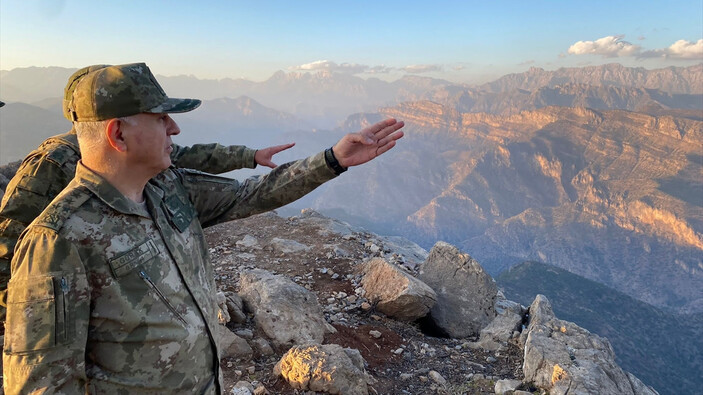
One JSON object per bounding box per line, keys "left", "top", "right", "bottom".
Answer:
{"left": 3, "top": 63, "right": 403, "bottom": 393}
{"left": 0, "top": 65, "right": 294, "bottom": 321}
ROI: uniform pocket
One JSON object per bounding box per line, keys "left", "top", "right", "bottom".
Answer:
{"left": 6, "top": 276, "right": 65, "bottom": 353}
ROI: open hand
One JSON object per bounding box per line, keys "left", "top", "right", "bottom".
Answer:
{"left": 255, "top": 142, "right": 296, "bottom": 168}
{"left": 332, "top": 118, "right": 404, "bottom": 168}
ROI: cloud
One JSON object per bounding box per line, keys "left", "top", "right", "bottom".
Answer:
{"left": 518, "top": 60, "right": 535, "bottom": 66}
{"left": 640, "top": 39, "right": 703, "bottom": 59}
{"left": 291, "top": 60, "right": 368, "bottom": 74}
{"left": 402, "top": 64, "right": 442, "bottom": 74}
{"left": 290, "top": 60, "right": 395, "bottom": 75}
{"left": 365, "top": 65, "right": 393, "bottom": 74}
{"left": 567, "top": 35, "right": 641, "bottom": 57}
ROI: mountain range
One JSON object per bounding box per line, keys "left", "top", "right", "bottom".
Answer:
{"left": 1, "top": 62, "right": 701, "bottom": 394}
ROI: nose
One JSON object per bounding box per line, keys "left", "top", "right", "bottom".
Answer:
{"left": 166, "top": 115, "right": 180, "bottom": 136}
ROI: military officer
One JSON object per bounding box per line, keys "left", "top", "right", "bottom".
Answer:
{"left": 0, "top": 65, "right": 294, "bottom": 321}
{"left": 3, "top": 62, "right": 403, "bottom": 393}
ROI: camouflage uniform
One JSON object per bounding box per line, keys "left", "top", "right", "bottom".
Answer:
{"left": 0, "top": 131, "right": 258, "bottom": 315}
{"left": 4, "top": 151, "right": 337, "bottom": 393}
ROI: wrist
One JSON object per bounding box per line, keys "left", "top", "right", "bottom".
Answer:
{"left": 324, "top": 147, "right": 347, "bottom": 175}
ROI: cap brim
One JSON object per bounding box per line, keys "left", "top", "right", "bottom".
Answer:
{"left": 146, "top": 98, "right": 201, "bottom": 114}
{"left": 0, "top": 101, "right": 5, "bottom": 108}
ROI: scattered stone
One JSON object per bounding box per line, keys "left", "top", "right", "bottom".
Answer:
{"left": 360, "top": 258, "right": 436, "bottom": 321}
{"left": 235, "top": 328, "right": 254, "bottom": 339}
{"left": 239, "top": 269, "right": 331, "bottom": 347}
{"left": 219, "top": 326, "right": 253, "bottom": 359}
{"left": 369, "top": 330, "right": 382, "bottom": 339}
{"left": 428, "top": 370, "right": 446, "bottom": 386}
{"left": 247, "top": 366, "right": 256, "bottom": 375}
{"left": 226, "top": 292, "right": 248, "bottom": 324}
{"left": 251, "top": 337, "right": 274, "bottom": 357}
{"left": 236, "top": 234, "right": 260, "bottom": 249}
{"left": 399, "top": 373, "right": 413, "bottom": 380}
{"left": 486, "top": 356, "right": 497, "bottom": 363}
{"left": 418, "top": 242, "right": 497, "bottom": 338}
{"left": 393, "top": 348, "right": 404, "bottom": 355}
{"left": 270, "top": 237, "right": 311, "bottom": 253}
{"left": 360, "top": 302, "right": 372, "bottom": 311}
{"left": 274, "top": 344, "right": 372, "bottom": 395}
{"left": 253, "top": 384, "right": 269, "bottom": 395}
{"left": 494, "top": 379, "right": 522, "bottom": 394}
{"left": 477, "top": 292, "right": 525, "bottom": 350}
{"left": 217, "top": 292, "right": 231, "bottom": 324}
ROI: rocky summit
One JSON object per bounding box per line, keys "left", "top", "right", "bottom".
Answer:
{"left": 201, "top": 209, "right": 656, "bottom": 394}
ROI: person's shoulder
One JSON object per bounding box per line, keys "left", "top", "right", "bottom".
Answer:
{"left": 31, "top": 183, "right": 93, "bottom": 233}
{"left": 16, "top": 131, "right": 80, "bottom": 176}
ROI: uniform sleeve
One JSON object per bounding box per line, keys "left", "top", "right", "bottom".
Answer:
{"left": 180, "top": 151, "right": 337, "bottom": 227}
{"left": 0, "top": 155, "right": 75, "bottom": 309}
{"left": 3, "top": 227, "right": 91, "bottom": 395}
{"left": 170, "top": 143, "right": 257, "bottom": 174}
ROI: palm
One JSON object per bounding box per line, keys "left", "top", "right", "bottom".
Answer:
{"left": 332, "top": 119, "right": 404, "bottom": 168}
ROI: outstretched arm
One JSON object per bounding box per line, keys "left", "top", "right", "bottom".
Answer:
{"left": 331, "top": 118, "right": 405, "bottom": 168}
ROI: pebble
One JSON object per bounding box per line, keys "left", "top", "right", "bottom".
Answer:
{"left": 361, "top": 302, "right": 372, "bottom": 311}
{"left": 399, "top": 373, "right": 413, "bottom": 380}
{"left": 486, "top": 356, "right": 497, "bottom": 363}
{"left": 369, "top": 330, "right": 382, "bottom": 338}
{"left": 393, "top": 348, "right": 404, "bottom": 355}
{"left": 247, "top": 366, "right": 256, "bottom": 374}
{"left": 428, "top": 370, "right": 446, "bottom": 386}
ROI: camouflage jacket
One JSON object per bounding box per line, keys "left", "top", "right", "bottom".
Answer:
{"left": 3, "top": 151, "right": 337, "bottom": 394}
{"left": 0, "top": 129, "right": 257, "bottom": 310}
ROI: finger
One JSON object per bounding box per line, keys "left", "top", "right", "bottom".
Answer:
{"left": 373, "top": 121, "right": 404, "bottom": 142}
{"left": 262, "top": 160, "right": 277, "bottom": 168}
{"left": 375, "top": 140, "right": 397, "bottom": 156}
{"left": 362, "top": 118, "right": 397, "bottom": 136}
{"left": 270, "top": 142, "right": 295, "bottom": 154}
{"left": 376, "top": 130, "right": 404, "bottom": 147}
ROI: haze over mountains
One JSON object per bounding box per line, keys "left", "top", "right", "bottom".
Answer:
{"left": 1, "top": 62, "right": 702, "bottom": 395}
{"left": 1, "top": 64, "right": 702, "bottom": 310}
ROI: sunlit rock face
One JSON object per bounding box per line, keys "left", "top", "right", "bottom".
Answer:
{"left": 312, "top": 103, "right": 703, "bottom": 313}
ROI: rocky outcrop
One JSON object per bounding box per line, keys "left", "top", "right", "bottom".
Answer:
{"left": 273, "top": 344, "right": 372, "bottom": 395}
{"left": 360, "top": 257, "right": 436, "bottom": 321}
{"left": 419, "top": 242, "right": 498, "bottom": 337}
{"left": 521, "top": 295, "right": 658, "bottom": 395}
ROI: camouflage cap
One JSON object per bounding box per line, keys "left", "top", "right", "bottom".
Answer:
{"left": 63, "top": 64, "right": 111, "bottom": 120}
{"left": 69, "top": 62, "right": 201, "bottom": 122}
{"left": 0, "top": 101, "right": 4, "bottom": 108}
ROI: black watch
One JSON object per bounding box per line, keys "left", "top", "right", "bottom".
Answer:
{"left": 324, "top": 147, "right": 348, "bottom": 175}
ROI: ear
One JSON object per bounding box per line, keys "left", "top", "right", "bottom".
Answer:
{"left": 105, "top": 118, "right": 128, "bottom": 153}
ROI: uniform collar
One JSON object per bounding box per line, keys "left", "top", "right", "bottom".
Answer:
{"left": 74, "top": 161, "right": 152, "bottom": 218}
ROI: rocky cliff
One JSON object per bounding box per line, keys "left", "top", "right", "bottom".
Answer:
{"left": 310, "top": 103, "right": 703, "bottom": 314}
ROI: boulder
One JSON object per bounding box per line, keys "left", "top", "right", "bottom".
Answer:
{"left": 274, "top": 344, "right": 371, "bottom": 395}
{"left": 239, "top": 269, "right": 332, "bottom": 348}
{"left": 360, "top": 258, "right": 436, "bottom": 321}
{"left": 418, "top": 242, "right": 497, "bottom": 337}
{"left": 522, "top": 295, "right": 658, "bottom": 395}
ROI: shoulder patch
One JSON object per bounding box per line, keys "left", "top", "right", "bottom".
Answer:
{"left": 34, "top": 185, "right": 92, "bottom": 232}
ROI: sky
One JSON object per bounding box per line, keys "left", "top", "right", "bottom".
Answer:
{"left": 1, "top": 0, "right": 702, "bottom": 84}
